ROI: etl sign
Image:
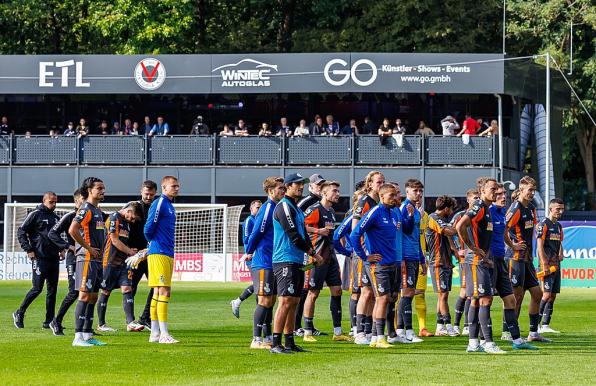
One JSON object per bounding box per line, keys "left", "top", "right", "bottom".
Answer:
{"left": 39, "top": 60, "right": 90, "bottom": 87}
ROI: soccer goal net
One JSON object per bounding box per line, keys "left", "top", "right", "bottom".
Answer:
{"left": 2, "top": 203, "right": 244, "bottom": 282}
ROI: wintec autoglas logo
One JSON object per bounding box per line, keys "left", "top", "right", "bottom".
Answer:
{"left": 213, "top": 59, "right": 278, "bottom": 88}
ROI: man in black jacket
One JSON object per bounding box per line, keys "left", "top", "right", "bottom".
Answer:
{"left": 128, "top": 180, "right": 158, "bottom": 329}
{"left": 47, "top": 189, "right": 85, "bottom": 335}
{"left": 13, "top": 192, "right": 61, "bottom": 329}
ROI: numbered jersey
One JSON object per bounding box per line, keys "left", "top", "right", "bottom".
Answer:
{"left": 506, "top": 201, "right": 537, "bottom": 260}
{"left": 536, "top": 218, "right": 564, "bottom": 266}
{"left": 464, "top": 200, "right": 493, "bottom": 264}
{"left": 425, "top": 213, "right": 452, "bottom": 267}
{"left": 103, "top": 212, "right": 131, "bottom": 267}
{"left": 73, "top": 202, "right": 106, "bottom": 262}
{"left": 305, "top": 202, "right": 337, "bottom": 261}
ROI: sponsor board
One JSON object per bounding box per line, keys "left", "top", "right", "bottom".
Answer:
{"left": 231, "top": 253, "right": 251, "bottom": 282}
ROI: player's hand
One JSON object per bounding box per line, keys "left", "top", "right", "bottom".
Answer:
{"left": 129, "top": 248, "right": 138, "bottom": 256}
{"left": 88, "top": 247, "right": 101, "bottom": 259}
{"left": 406, "top": 204, "right": 415, "bottom": 216}
{"left": 366, "top": 254, "right": 382, "bottom": 263}
{"left": 512, "top": 241, "right": 526, "bottom": 251}
{"left": 317, "top": 228, "right": 330, "bottom": 237}
{"left": 482, "top": 257, "right": 494, "bottom": 268}
{"left": 311, "top": 253, "right": 324, "bottom": 266}
{"left": 473, "top": 248, "right": 486, "bottom": 259}
{"left": 245, "top": 254, "right": 253, "bottom": 261}
{"left": 59, "top": 250, "right": 66, "bottom": 261}
{"left": 27, "top": 251, "right": 36, "bottom": 261}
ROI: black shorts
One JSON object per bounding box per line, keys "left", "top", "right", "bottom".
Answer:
{"left": 430, "top": 264, "right": 453, "bottom": 293}
{"left": 305, "top": 258, "right": 342, "bottom": 290}
{"left": 273, "top": 262, "right": 304, "bottom": 297}
{"left": 465, "top": 263, "right": 494, "bottom": 298}
{"left": 507, "top": 259, "right": 540, "bottom": 290}
{"left": 101, "top": 264, "right": 132, "bottom": 291}
{"left": 252, "top": 268, "right": 276, "bottom": 296}
{"left": 365, "top": 263, "right": 397, "bottom": 297}
{"left": 393, "top": 263, "right": 402, "bottom": 295}
{"left": 400, "top": 260, "right": 419, "bottom": 289}
{"left": 492, "top": 258, "right": 513, "bottom": 297}
{"left": 75, "top": 260, "right": 102, "bottom": 293}
{"left": 541, "top": 270, "right": 561, "bottom": 294}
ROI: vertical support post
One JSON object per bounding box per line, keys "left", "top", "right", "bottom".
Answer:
{"left": 497, "top": 94, "right": 503, "bottom": 180}
{"left": 545, "top": 52, "right": 551, "bottom": 206}
{"left": 502, "top": 0, "right": 506, "bottom": 55}
{"left": 222, "top": 205, "right": 228, "bottom": 282}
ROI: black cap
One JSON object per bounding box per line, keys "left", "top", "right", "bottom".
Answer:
{"left": 284, "top": 173, "right": 309, "bottom": 185}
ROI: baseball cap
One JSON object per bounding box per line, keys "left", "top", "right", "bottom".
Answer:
{"left": 309, "top": 173, "right": 326, "bottom": 185}
{"left": 284, "top": 173, "right": 310, "bottom": 185}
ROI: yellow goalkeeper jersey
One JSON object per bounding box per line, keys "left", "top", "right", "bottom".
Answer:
{"left": 419, "top": 208, "right": 429, "bottom": 255}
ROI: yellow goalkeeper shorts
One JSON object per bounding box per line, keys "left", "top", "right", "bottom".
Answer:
{"left": 148, "top": 254, "right": 174, "bottom": 288}
{"left": 416, "top": 263, "right": 428, "bottom": 291}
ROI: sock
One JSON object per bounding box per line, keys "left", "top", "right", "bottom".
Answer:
{"left": 272, "top": 332, "right": 282, "bottom": 347}
{"left": 374, "top": 319, "right": 386, "bottom": 339}
{"left": 403, "top": 297, "right": 413, "bottom": 330}
{"left": 442, "top": 312, "right": 451, "bottom": 325}
{"left": 82, "top": 302, "right": 95, "bottom": 339}
{"left": 97, "top": 293, "right": 109, "bottom": 326}
{"left": 150, "top": 295, "right": 158, "bottom": 321}
{"left": 502, "top": 314, "right": 509, "bottom": 334}
{"left": 284, "top": 333, "right": 295, "bottom": 347}
{"left": 478, "top": 305, "right": 493, "bottom": 343}
{"left": 542, "top": 302, "right": 554, "bottom": 325}
{"left": 503, "top": 308, "right": 521, "bottom": 340}
{"left": 74, "top": 300, "right": 87, "bottom": 333}
{"left": 157, "top": 295, "right": 170, "bottom": 335}
{"left": 122, "top": 292, "right": 134, "bottom": 324}
{"left": 468, "top": 306, "right": 479, "bottom": 339}
{"left": 263, "top": 307, "right": 273, "bottom": 337}
{"left": 295, "top": 290, "right": 307, "bottom": 329}
{"left": 454, "top": 297, "right": 466, "bottom": 327}
{"left": 414, "top": 293, "right": 427, "bottom": 330}
{"left": 349, "top": 298, "right": 358, "bottom": 328}
{"left": 464, "top": 298, "right": 471, "bottom": 327}
{"left": 538, "top": 299, "right": 547, "bottom": 321}
{"left": 386, "top": 301, "right": 396, "bottom": 336}
{"left": 330, "top": 295, "right": 342, "bottom": 329}
{"left": 356, "top": 314, "right": 365, "bottom": 334}
{"left": 529, "top": 313, "right": 540, "bottom": 333}
{"left": 436, "top": 313, "right": 444, "bottom": 327}
{"left": 239, "top": 285, "right": 254, "bottom": 301}
{"left": 151, "top": 320, "right": 160, "bottom": 334}
{"left": 364, "top": 315, "right": 373, "bottom": 335}
{"left": 303, "top": 316, "right": 314, "bottom": 333}
{"left": 253, "top": 305, "right": 266, "bottom": 338}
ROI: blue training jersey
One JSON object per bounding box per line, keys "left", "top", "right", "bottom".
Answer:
{"left": 350, "top": 203, "right": 401, "bottom": 265}
{"left": 272, "top": 196, "right": 311, "bottom": 265}
{"left": 245, "top": 199, "right": 276, "bottom": 270}
{"left": 144, "top": 195, "right": 176, "bottom": 258}
{"left": 333, "top": 213, "right": 354, "bottom": 256}
{"left": 392, "top": 207, "right": 404, "bottom": 263}
{"left": 489, "top": 204, "right": 506, "bottom": 258}
{"left": 400, "top": 198, "right": 422, "bottom": 262}
{"left": 242, "top": 215, "right": 256, "bottom": 246}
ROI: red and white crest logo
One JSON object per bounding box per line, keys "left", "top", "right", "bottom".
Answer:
{"left": 134, "top": 58, "right": 166, "bottom": 90}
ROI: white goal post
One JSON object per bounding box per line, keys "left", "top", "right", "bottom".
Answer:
{"left": 2, "top": 203, "right": 244, "bottom": 282}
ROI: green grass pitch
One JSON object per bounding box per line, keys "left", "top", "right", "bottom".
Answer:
{"left": 1, "top": 281, "right": 595, "bottom": 385}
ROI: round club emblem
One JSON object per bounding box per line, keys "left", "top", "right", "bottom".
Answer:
{"left": 134, "top": 58, "right": 166, "bottom": 90}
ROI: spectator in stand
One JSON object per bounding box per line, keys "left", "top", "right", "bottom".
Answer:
{"left": 49, "top": 129, "right": 59, "bottom": 137}
{"left": 361, "top": 116, "right": 376, "bottom": 135}
{"left": 131, "top": 122, "right": 140, "bottom": 135}
{"left": 76, "top": 118, "right": 90, "bottom": 138}
{"left": 149, "top": 116, "right": 170, "bottom": 136}
{"left": 259, "top": 122, "right": 273, "bottom": 136}
{"left": 234, "top": 119, "right": 249, "bottom": 136}
{"left": 310, "top": 116, "right": 323, "bottom": 135}
{"left": 294, "top": 119, "right": 310, "bottom": 137}
{"left": 1, "top": 116, "right": 9, "bottom": 134}
{"left": 414, "top": 121, "right": 434, "bottom": 136}
{"left": 122, "top": 119, "right": 133, "bottom": 135}
{"left": 341, "top": 119, "right": 358, "bottom": 135}
{"left": 63, "top": 122, "right": 76, "bottom": 137}
{"left": 323, "top": 114, "right": 340, "bottom": 136}
{"left": 98, "top": 120, "right": 109, "bottom": 135}
{"left": 219, "top": 124, "right": 235, "bottom": 137}
{"left": 190, "top": 115, "right": 210, "bottom": 135}
{"left": 112, "top": 122, "right": 122, "bottom": 135}
{"left": 393, "top": 118, "right": 407, "bottom": 134}
{"left": 378, "top": 118, "right": 393, "bottom": 145}
{"left": 309, "top": 114, "right": 321, "bottom": 134}
{"left": 477, "top": 117, "right": 489, "bottom": 133}
{"left": 457, "top": 113, "right": 480, "bottom": 137}
{"left": 275, "top": 117, "right": 292, "bottom": 137}
{"left": 141, "top": 116, "right": 152, "bottom": 136}
{"left": 25, "top": 130, "right": 32, "bottom": 138}
{"left": 479, "top": 120, "right": 499, "bottom": 137}
{"left": 440, "top": 115, "right": 460, "bottom": 136}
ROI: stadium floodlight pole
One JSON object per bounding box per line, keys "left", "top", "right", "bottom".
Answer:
{"left": 502, "top": 0, "right": 506, "bottom": 55}
{"left": 545, "top": 51, "right": 551, "bottom": 207}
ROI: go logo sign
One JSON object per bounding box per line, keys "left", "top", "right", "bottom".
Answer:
{"left": 323, "top": 58, "right": 377, "bottom": 87}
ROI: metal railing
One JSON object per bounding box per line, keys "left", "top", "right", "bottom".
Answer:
{"left": 0, "top": 134, "right": 517, "bottom": 168}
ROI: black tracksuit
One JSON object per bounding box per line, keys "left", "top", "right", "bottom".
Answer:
{"left": 128, "top": 199, "right": 153, "bottom": 322}
{"left": 16, "top": 204, "right": 60, "bottom": 323}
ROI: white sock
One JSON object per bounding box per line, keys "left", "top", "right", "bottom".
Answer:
{"left": 333, "top": 327, "right": 342, "bottom": 336}
{"left": 396, "top": 328, "right": 405, "bottom": 336}
{"left": 235, "top": 297, "right": 241, "bottom": 303}
{"left": 159, "top": 321, "right": 169, "bottom": 336}
{"left": 75, "top": 332, "right": 83, "bottom": 340}
{"left": 513, "top": 338, "right": 523, "bottom": 344}
{"left": 151, "top": 320, "right": 160, "bottom": 334}
{"left": 352, "top": 326, "right": 357, "bottom": 335}
{"left": 83, "top": 332, "right": 92, "bottom": 340}
{"left": 469, "top": 338, "right": 479, "bottom": 346}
